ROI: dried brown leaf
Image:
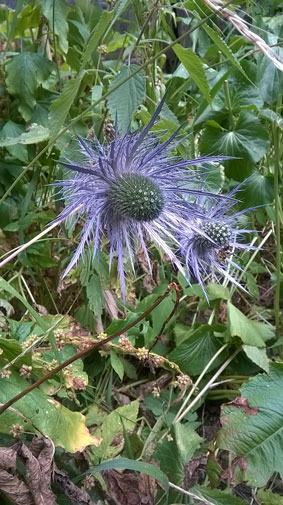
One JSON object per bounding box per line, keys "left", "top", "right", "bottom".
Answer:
{"left": 103, "top": 469, "right": 156, "bottom": 505}
{"left": 0, "top": 469, "right": 33, "bottom": 505}
{"left": 54, "top": 467, "right": 99, "bottom": 505}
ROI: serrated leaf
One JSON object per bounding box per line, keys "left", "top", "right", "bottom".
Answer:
{"left": 108, "top": 65, "right": 146, "bottom": 133}
{"left": 203, "top": 25, "right": 249, "bottom": 82}
{"left": 228, "top": 302, "right": 274, "bottom": 347}
{"left": 200, "top": 111, "right": 269, "bottom": 180}
{"left": 39, "top": 0, "right": 70, "bottom": 53}
{"left": 80, "top": 11, "right": 113, "bottom": 70}
{"left": 217, "top": 363, "right": 283, "bottom": 486}
{"left": 173, "top": 44, "right": 211, "bottom": 103}
{"left": 6, "top": 52, "right": 54, "bottom": 121}
{"left": 0, "top": 369, "right": 100, "bottom": 452}
{"left": 0, "top": 123, "right": 49, "bottom": 147}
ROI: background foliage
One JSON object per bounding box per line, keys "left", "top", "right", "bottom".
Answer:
{"left": 0, "top": 0, "right": 282, "bottom": 504}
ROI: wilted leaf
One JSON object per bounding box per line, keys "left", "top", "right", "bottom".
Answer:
{"left": 0, "top": 370, "right": 100, "bottom": 452}
{"left": 217, "top": 363, "right": 283, "bottom": 486}
{"left": 90, "top": 401, "right": 139, "bottom": 464}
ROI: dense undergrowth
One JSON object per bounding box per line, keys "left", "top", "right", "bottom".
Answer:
{"left": 0, "top": 1, "right": 282, "bottom": 504}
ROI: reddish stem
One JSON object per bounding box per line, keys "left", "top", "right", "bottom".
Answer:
{"left": 0, "top": 283, "right": 179, "bottom": 415}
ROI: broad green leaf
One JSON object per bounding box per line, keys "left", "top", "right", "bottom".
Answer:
{"left": 90, "top": 401, "right": 139, "bottom": 464}
{"left": 154, "top": 423, "right": 201, "bottom": 485}
{"left": 80, "top": 11, "right": 113, "bottom": 70}
{"left": 0, "top": 123, "right": 49, "bottom": 147}
{"left": 76, "top": 457, "right": 169, "bottom": 495}
{"left": 49, "top": 76, "right": 83, "bottom": 138}
{"left": 173, "top": 44, "right": 211, "bottom": 103}
{"left": 228, "top": 302, "right": 274, "bottom": 347}
{"left": 39, "top": 0, "right": 70, "bottom": 53}
{"left": 242, "top": 345, "right": 269, "bottom": 373}
{"left": 193, "top": 486, "right": 247, "bottom": 505}
{"left": 240, "top": 171, "right": 274, "bottom": 206}
{"left": 110, "top": 349, "right": 124, "bottom": 381}
{"left": 86, "top": 274, "right": 104, "bottom": 318}
{"left": 259, "top": 108, "right": 283, "bottom": 129}
{"left": 0, "top": 121, "right": 27, "bottom": 162}
{"left": 6, "top": 52, "right": 54, "bottom": 120}
{"left": 14, "top": 4, "right": 40, "bottom": 37}
{"left": 0, "top": 369, "right": 100, "bottom": 452}
{"left": 169, "top": 325, "right": 227, "bottom": 376}
{"left": 108, "top": 65, "right": 146, "bottom": 133}
{"left": 199, "top": 111, "right": 269, "bottom": 180}
{"left": 206, "top": 283, "right": 230, "bottom": 301}
{"left": 203, "top": 25, "right": 248, "bottom": 81}
{"left": 256, "top": 51, "right": 283, "bottom": 105}
{"left": 217, "top": 363, "right": 283, "bottom": 486}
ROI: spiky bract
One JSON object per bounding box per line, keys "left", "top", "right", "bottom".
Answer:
{"left": 179, "top": 186, "right": 256, "bottom": 297}
{"left": 54, "top": 98, "right": 229, "bottom": 298}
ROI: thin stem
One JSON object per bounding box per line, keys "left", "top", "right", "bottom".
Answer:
{"left": 0, "top": 283, "right": 178, "bottom": 415}
{"left": 0, "top": 205, "right": 83, "bottom": 269}
{"left": 174, "top": 348, "right": 240, "bottom": 424}
{"left": 173, "top": 343, "right": 229, "bottom": 424}
{"left": 168, "top": 482, "right": 213, "bottom": 504}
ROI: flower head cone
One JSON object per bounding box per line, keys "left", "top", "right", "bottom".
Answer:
{"left": 179, "top": 183, "right": 257, "bottom": 298}
{"left": 54, "top": 97, "right": 230, "bottom": 298}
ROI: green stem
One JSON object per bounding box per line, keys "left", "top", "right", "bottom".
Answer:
{"left": 273, "top": 114, "right": 282, "bottom": 338}
{"left": 224, "top": 79, "right": 234, "bottom": 129}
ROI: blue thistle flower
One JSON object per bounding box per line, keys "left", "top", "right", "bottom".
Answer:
{"left": 179, "top": 184, "right": 256, "bottom": 297}
{"left": 54, "top": 98, "right": 229, "bottom": 298}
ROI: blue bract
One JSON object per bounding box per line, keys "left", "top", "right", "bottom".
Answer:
{"left": 54, "top": 97, "right": 231, "bottom": 298}
{"left": 179, "top": 185, "right": 256, "bottom": 299}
